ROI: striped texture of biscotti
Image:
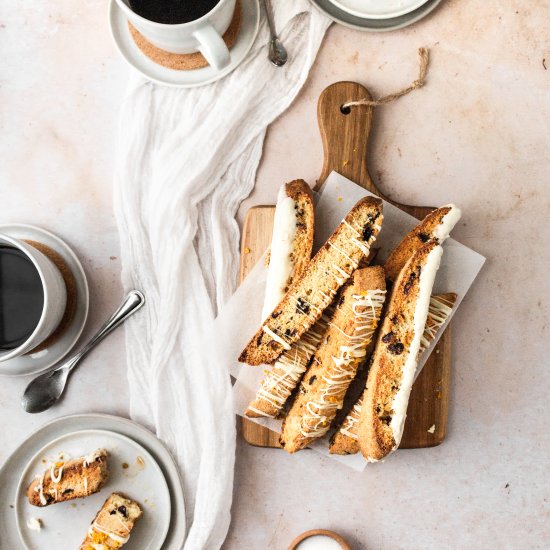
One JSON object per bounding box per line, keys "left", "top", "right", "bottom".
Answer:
{"left": 384, "top": 205, "right": 460, "bottom": 282}
{"left": 280, "top": 266, "right": 386, "bottom": 453}
{"left": 239, "top": 196, "right": 383, "bottom": 366}
{"left": 245, "top": 313, "right": 330, "bottom": 418}
{"left": 358, "top": 241, "right": 443, "bottom": 461}
{"left": 27, "top": 449, "right": 108, "bottom": 507}
{"left": 80, "top": 493, "right": 142, "bottom": 549}
{"left": 330, "top": 292, "right": 457, "bottom": 455}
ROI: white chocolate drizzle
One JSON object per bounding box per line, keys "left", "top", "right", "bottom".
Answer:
{"left": 50, "top": 462, "right": 64, "bottom": 484}
{"left": 336, "top": 291, "right": 455, "bottom": 445}
{"left": 299, "top": 289, "right": 386, "bottom": 440}
{"left": 88, "top": 521, "right": 130, "bottom": 545}
{"left": 248, "top": 316, "right": 330, "bottom": 417}
{"left": 262, "top": 326, "right": 292, "bottom": 350}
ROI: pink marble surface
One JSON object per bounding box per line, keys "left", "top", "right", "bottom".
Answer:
{"left": 1, "top": 0, "right": 549, "bottom": 548}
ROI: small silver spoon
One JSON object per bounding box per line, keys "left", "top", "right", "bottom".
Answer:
{"left": 263, "top": 0, "right": 287, "bottom": 66}
{"left": 22, "top": 290, "right": 145, "bottom": 414}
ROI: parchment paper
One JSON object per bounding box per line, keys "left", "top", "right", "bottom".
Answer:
{"left": 212, "top": 172, "right": 486, "bottom": 471}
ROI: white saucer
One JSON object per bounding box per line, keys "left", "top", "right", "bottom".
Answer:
{"left": 16, "top": 428, "right": 171, "bottom": 550}
{"left": 0, "top": 224, "right": 89, "bottom": 377}
{"left": 0, "top": 414, "right": 186, "bottom": 549}
{"left": 109, "top": 0, "right": 260, "bottom": 88}
{"left": 330, "top": 0, "right": 429, "bottom": 20}
{"left": 311, "top": 0, "right": 444, "bottom": 31}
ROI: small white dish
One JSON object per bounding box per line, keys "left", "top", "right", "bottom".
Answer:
{"left": 310, "top": 0, "right": 444, "bottom": 32}
{"left": 109, "top": 0, "right": 260, "bottom": 88}
{"left": 0, "top": 224, "right": 89, "bottom": 377}
{"left": 15, "top": 428, "right": 171, "bottom": 550}
{"left": 330, "top": 0, "right": 429, "bottom": 20}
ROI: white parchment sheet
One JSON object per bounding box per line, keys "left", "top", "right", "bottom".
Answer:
{"left": 210, "top": 172, "right": 486, "bottom": 471}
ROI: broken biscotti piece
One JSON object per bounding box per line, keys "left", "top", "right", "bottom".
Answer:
{"left": 262, "top": 179, "right": 315, "bottom": 319}
{"left": 280, "top": 266, "right": 387, "bottom": 453}
{"left": 358, "top": 241, "right": 443, "bottom": 462}
{"left": 384, "top": 205, "right": 460, "bottom": 282}
{"left": 27, "top": 449, "right": 108, "bottom": 507}
{"left": 330, "top": 292, "right": 457, "bottom": 455}
{"left": 245, "top": 314, "right": 330, "bottom": 418}
{"left": 239, "top": 196, "right": 383, "bottom": 366}
{"left": 80, "top": 493, "right": 142, "bottom": 550}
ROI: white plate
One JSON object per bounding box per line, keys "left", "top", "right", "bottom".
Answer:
{"left": 0, "top": 414, "right": 186, "bottom": 549}
{"left": 109, "top": 0, "right": 260, "bottom": 88}
{"left": 15, "top": 429, "right": 171, "bottom": 550}
{"left": 310, "top": 0, "right": 444, "bottom": 32}
{"left": 330, "top": 0, "right": 429, "bottom": 19}
{"left": 0, "top": 224, "right": 89, "bottom": 377}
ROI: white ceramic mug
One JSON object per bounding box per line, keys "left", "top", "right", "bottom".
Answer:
{"left": 115, "top": 0, "right": 236, "bottom": 70}
{"left": 0, "top": 235, "right": 67, "bottom": 362}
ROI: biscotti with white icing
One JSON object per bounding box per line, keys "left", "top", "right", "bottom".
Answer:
{"left": 358, "top": 242, "right": 443, "bottom": 461}
{"left": 27, "top": 449, "right": 108, "bottom": 507}
{"left": 80, "top": 493, "right": 142, "bottom": 550}
{"left": 245, "top": 314, "right": 330, "bottom": 418}
{"left": 384, "top": 205, "right": 460, "bottom": 282}
{"left": 280, "top": 266, "right": 386, "bottom": 453}
{"left": 239, "top": 196, "right": 383, "bottom": 366}
{"left": 330, "top": 292, "right": 457, "bottom": 455}
{"left": 262, "top": 179, "right": 315, "bottom": 318}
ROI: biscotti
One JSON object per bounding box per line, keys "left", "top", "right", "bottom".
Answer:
{"left": 330, "top": 292, "right": 457, "bottom": 455}
{"left": 80, "top": 493, "right": 142, "bottom": 550}
{"left": 27, "top": 449, "right": 108, "bottom": 507}
{"left": 262, "top": 180, "right": 314, "bottom": 318}
{"left": 280, "top": 266, "right": 386, "bottom": 453}
{"left": 358, "top": 242, "right": 443, "bottom": 461}
{"left": 239, "top": 196, "right": 383, "bottom": 366}
{"left": 384, "top": 205, "right": 460, "bottom": 281}
{"left": 245, "top": 314, "right": 330, "bottom": 418}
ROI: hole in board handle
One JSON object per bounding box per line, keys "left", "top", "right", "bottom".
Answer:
{"left": 340, "top": 104, "right": 351, "bottom": 115}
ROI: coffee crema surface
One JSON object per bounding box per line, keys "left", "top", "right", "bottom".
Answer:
{"left": 128, "top": 0, "right": 220, "bottom": 24}
{"left": 0, "top": 246, "right": 44, "bottom": 350}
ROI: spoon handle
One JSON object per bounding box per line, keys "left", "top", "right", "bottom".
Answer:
{"left": 65, "top": 290, "right": 145, "bottom": 372}
{"left": 263, "top": 0, "right": 277, "bottom": 37}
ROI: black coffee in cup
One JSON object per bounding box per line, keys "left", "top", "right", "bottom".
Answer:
{"left": 129, "top": 0, "right": 220, "bottom": 25}
{"left": 0, "top": 246, "right": 44, "bottom": 350}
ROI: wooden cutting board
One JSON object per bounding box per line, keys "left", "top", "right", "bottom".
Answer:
{"left": 239, "top": 81, "right": 451, "bottom": 450}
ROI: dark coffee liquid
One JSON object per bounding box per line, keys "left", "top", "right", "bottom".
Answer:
{"left": 129, "top": 0, "right": 220, "bottom": 25}
{"left": 0, "top": 246, "right": 44, "bottom": 350}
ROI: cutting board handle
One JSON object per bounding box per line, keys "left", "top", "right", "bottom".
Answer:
{"left": 316, "top": 81, "right": 380, "bottom": 193}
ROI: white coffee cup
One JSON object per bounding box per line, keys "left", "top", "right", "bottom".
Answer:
{"left": 0, "top": 235, "right": 67, "bottom": 362}
{"left": 115, "top": 0, "right": 236, "bottom": 70}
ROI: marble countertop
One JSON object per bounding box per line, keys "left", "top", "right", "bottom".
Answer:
{"left": 1, "top": 0, "right": 548, "bottom": 548}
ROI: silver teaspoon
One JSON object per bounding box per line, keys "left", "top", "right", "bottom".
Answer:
{"left": 22, "top": 290, "right": 145, "bottom": 414}
{"left": 263, "top": 0, "right": 287, "bottom": 66}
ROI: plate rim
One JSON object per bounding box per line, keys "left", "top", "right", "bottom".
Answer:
{"left": 15, "top": 427, "right": 171, "bottom": 550}
{"left": 0, "top": 413, "right": 186, "bottom": 549}
{"left": 330, "top": 0, "right": 430, "bottom": 20}
{"left": 0, "top": 223, "right": 90, "bottom": 377}
{"left": 310, "top": 0, "right": 444, "bottom": 32}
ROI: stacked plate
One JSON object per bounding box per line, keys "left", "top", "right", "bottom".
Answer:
{"left": 0, "top": 414, "right": 186, "bottom": 549}
{"left": 311, "top": 0, "right": 444, "bottom": 31}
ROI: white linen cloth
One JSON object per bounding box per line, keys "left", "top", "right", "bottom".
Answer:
{"left": 113, "top": 2, "right": 330, "bottom": 548}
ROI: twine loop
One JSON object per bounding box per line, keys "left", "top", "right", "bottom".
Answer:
{"left": 342, "top": 47, "right": 430, "bottom": 109}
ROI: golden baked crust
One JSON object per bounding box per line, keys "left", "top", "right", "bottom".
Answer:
{"left": 330, "top": 292, "right": 457, "bottom": 456}
{"left": 359, "top": 242, "right": 440, "bottom": 461}
{"left": 80, "top": 493, "right": 142, "bottom": 549}
{"left": 280, "top": 266, "right": 386, "bottom": 453}
{"left": 27, "top": 449, "right": 108, "bottom": 507}
{"left": 384, "top": 206, "right": 454, "bottom": 282}
{"left": 282, "top": 179, "right": 315, "bottom": 291}
{"left": 239, "top": 197, "right": 383, "bottom": 366}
